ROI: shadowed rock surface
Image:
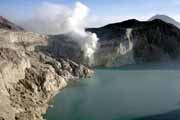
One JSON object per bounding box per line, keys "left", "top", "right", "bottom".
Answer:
{"left": 0, "top": 16, "right": 24, "bottom": 31}
{"left": 36, "top": 34, "right": 84, "bottom": 65}
{"left": 38, "top": 19, "right": 180, "bottom": 67}
{"left": 87, "top": 19, "right": 180, "bottom": 67}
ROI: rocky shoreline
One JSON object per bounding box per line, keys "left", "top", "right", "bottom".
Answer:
{"left": 1, "top": 15, "right": 180, "bottom": 120}
{"left": 0, "top": 29, "right": 93, "bottom": 120}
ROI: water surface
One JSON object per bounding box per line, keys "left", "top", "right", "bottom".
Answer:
{"left": 46, "top": 64, "right": 180, "bottom": 120}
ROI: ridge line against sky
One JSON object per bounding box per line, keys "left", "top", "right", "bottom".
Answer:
{"left": 0, "top": 0, "right": 180, "bottom": 27}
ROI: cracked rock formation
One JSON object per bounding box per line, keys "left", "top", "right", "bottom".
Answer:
{"left": 0, "top": 27, "right": 92, "bottom": 120}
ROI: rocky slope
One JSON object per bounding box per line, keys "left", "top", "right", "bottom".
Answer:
{"left": 0, "top": 27, "right": 92, "bottom": 120}
{"left": 0, "top": 16, "right": 24, "bottom": 31}
{"left": 40, "top": 19, "right": 180, "bottom": 67}
{"left": 37, "top": 34, "right": 84, "bottom": 65}
{"left": 87, "top": 19, "right": 180, "bottom": 67}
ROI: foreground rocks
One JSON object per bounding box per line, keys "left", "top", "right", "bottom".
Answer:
{"left": 0, "top": 29, "right": 93, "bottom": 120}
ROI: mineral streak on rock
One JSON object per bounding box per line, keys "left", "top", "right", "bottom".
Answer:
{"left": 88, "top": 19, "right": 180, "bottom": 67}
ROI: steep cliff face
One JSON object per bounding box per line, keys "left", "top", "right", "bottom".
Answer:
{"left": 0, "top": 48, "right": 30, "bottom": 120}
{"left": 87, "top": 19, "right": 180, "bottom": 67}
{"left": 92, "top": 27, "right": 135, "bottom": 67}
{"left": 0, "top": 28, "right": 92, "bottom": 120}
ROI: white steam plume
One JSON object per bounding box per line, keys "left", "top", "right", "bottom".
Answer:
{"left": 22, "top": 2, "right": 99, "bottom": 65}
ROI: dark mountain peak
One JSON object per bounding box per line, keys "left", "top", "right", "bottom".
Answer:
{"left": 116, "top": 19, "right": 140, "bottom": 27}
{"left": 87, "top": 18, "right": 180, "bottom": 65}
{"left": 149, "top": 14, "right": 180, "bottom": 28}
{"left": 89, "top": 18, "right": 178, "bottom": 31}
{"left": 149, "top": 19, "right": 172, "bottom": 26}
{"left": 150, "top": 14, "right": 172, "bottom": 19}
{"left": 104, "top": 19, "right": 140, "bottom": 28}
{"left": 0, "top": 16, "right": 24, "bottom": 31}
{"left": 149, "top": 14, "right": 176, "bottom": 22}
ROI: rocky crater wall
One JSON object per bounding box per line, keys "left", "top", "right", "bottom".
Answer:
{"left": 0, "top": 29, "right": 92, "bottom": 120}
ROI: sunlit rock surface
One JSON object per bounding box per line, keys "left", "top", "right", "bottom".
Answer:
{"left": 0, "top": 28, "right": 92, "bottom": 120}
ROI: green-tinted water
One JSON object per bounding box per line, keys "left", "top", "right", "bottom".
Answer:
{"left": 45, "top": 65, "right": 180, "bottom": 120}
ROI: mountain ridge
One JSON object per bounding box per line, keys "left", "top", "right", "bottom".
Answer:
{"left": 149, "top": 14, "right": 180, "bottom": 28}
{"left": 87, "top": 19, "right": 180, "bottom": 66}
{"left": 0, "top": 16, "right": 24, "bottom": 31}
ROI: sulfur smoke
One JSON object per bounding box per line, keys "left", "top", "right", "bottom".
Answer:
{"left": 22, "top": 2, "right": 99, "bottom": 65}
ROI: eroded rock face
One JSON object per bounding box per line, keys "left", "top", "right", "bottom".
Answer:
{"left": 39, "top": 19, "right": 180, "bottom": 67}
{"left": 92, "top": 28, "right": 135, "bottom": 67}
{"left": 0, "top": 48, "right": 30, "bottom": 95}
{"left": 0, "top": 48, "right": 30, "bottom": 120}
{"left": 36, "top": 34, "right": 84, "bottom": 64}
{"left": 87, "top": 19, "right": 180, "bottom": 66}
{"left": 0, "top": 28, "right": 93, "bottom": 120}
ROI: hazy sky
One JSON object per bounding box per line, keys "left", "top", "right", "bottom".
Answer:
{"left": 0, "top": 0, "right": 180, "bottom": 27}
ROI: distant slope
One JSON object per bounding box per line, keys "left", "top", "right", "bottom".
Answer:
{"left": 149, "top": 14, "right": 180, "bottom": 28}
{"left": 0, "top": 16, "right": 24, "bottom": 31}
{"left": 87, "top": 19, "right": 180, "bottom": 66}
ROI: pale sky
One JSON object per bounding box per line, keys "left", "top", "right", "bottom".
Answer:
{"left": 0, "top": 0, "right": 180, "bottom": 27}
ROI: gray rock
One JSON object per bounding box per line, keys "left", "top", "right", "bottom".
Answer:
{"left": 87, "top": 19, "right": 180, "bottom": 66}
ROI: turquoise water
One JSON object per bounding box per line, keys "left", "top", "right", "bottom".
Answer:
{"left": 45, "top": 65, "right": 180, "bottom": 120}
